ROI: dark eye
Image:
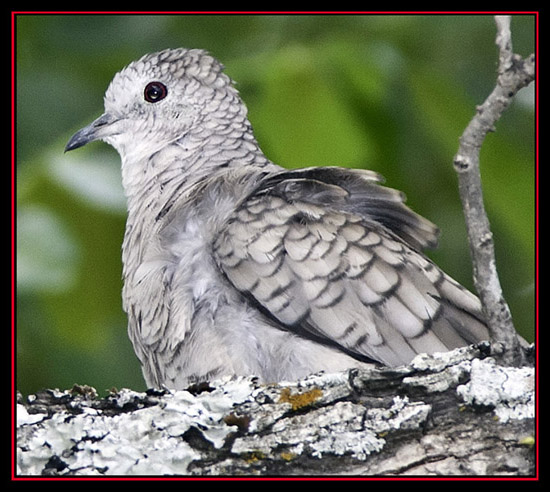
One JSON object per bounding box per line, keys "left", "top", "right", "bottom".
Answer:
{"left": 144, "top": 81, "right": 167, "bottom": 103}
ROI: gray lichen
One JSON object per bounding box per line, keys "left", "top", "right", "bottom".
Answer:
{"left": 16, "top": 344, "right": 535, "bottom": 476}
{"left": 457, "top": 357, "right": 534, "bottom": 422}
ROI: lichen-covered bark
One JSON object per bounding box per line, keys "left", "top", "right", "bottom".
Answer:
{"left": 16, "top": 344, "right": 535, "bottom": 477}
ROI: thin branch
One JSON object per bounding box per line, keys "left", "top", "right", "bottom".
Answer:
{"left": 453, "top": 15, "right": 535, "bottom": 365}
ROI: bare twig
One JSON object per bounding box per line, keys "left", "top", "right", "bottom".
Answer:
{"left": 453, "top": 15, "right": 535, "bottom": 365}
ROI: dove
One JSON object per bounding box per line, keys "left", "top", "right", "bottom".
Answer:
{"left": 66, "top": 48, "right": 489, "bottom": 389}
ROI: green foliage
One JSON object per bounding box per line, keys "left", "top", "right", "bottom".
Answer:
{"left": 16, "top": 14, "right": 535, "bottom": 395}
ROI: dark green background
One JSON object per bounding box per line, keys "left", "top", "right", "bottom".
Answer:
{"left": 16, "top": 14, "right": 536, "bottom": 396}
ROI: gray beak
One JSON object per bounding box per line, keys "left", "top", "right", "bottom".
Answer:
{"left": 65, "top": 113, "right": 118, "bottom": 152}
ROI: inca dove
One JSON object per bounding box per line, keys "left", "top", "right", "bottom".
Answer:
{"left": 66, "top": 48, "right": 489, "bottom": 389}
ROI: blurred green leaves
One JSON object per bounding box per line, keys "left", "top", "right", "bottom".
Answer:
{"left": 15, "top": 14, "right": 535, "bottom": 396}
{"left": 246, "top": 43, "right": 376, "bottom": 168}
{"left": 17, "top": 204, "right": 80, "bottom": 294}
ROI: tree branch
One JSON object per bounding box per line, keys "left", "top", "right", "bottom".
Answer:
{"left": 16, "top": 344, "right": 535, "bottom": 477}
{"left": 453, "top": 15, "right": 535, "bottom": 365}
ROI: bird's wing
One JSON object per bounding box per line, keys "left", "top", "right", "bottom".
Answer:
{"left": 213, "top": 167, "right": 489, "bottom": 367}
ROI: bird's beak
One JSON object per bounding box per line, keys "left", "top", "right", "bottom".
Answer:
{"left": 65, "top": 112, "right": 119, "bottom": 152}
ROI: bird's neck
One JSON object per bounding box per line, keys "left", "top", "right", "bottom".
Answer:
{"left": 124, "top": 136, "right": 266, "bottom": 211}
{"left": 120, "top": 117, "right": 275, "bottom": 269}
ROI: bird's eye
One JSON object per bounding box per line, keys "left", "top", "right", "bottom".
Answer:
{"left": 144, "top": 81, "right": 168, "bottom": 103}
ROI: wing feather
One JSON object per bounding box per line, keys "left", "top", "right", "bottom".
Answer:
{"left": 213, "top": 167, "right": 489, "bottom": 367}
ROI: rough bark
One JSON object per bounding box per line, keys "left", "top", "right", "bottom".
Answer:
{"left": 16, "top": 343, "right": 535, "bottom": 477}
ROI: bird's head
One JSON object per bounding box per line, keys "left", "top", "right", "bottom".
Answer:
{"left": 65, "top": 48, "right": 243, "bottom": 164}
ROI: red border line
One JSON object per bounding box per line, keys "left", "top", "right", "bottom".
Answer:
{"left": 11, "top": 11, "right": 539, "bottom": 481}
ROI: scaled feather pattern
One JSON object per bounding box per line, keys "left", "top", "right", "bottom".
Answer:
{"left": 66, "top": 48, "right": 489, "bottom": 389}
